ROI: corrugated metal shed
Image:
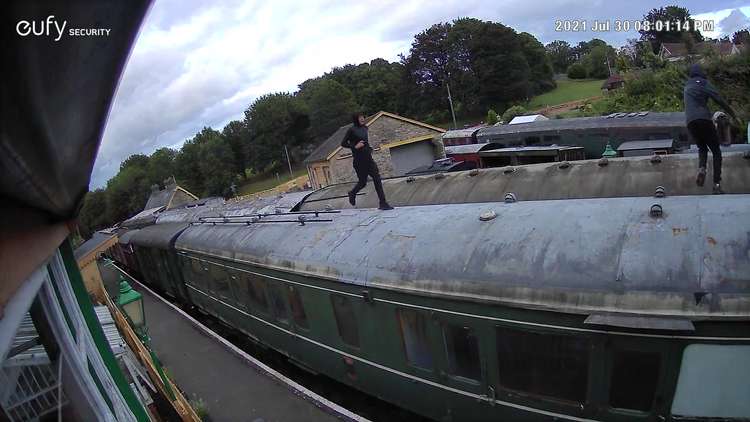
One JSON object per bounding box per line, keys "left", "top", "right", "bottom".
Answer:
{"left": 74, "top": 232, "right": 116, "bottom": 260}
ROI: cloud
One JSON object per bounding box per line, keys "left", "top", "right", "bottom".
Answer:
{"left": 91, "top": 0, "right": 744, "bottom": 188}
{"left": 719, "top": 8, "right": 750, "bottom": 35}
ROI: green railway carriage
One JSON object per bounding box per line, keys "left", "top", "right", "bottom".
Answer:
{"left": 129, "top": 223, "right": 192, "bottom": 303}
{"left": 128, "top": 193, "right": 750, "bottom": 422}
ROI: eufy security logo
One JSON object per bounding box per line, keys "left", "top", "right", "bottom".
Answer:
{"left": 16, "top": 16, "right": 110, "bottom": 42}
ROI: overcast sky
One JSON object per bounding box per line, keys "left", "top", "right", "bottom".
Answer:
{"left": 91, "top": 0, "right": 750, "bottom": 188}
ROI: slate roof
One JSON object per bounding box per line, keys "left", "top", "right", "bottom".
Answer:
{"left": 74, "top": 231, "right": 115, "bottom": 260}
{"left": 304, "top": 124, "right": 351, "bottom": 164}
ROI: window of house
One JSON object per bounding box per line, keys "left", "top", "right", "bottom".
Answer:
{"left": 331, "top": 295, "right": 359, "bottom": 348}
{"left": 496, "top": 327, "right": 590, "bottom": 403}
{"left": 267, "top": 283, "right": 289, "bottom": 323}
{"left": 397, "top": 309, "right": 433, "bottom": 369}
{"left": 609, "top": 349, "right": 661, "bottom": 411}
{"left": 443, "top": 324, "right": 480, "bottom": 380}
{"left": 287, "top": 286, "right": 308, "bottom": 329}
{"left": 245, "top": 275, "right": 269, "bottom": 313}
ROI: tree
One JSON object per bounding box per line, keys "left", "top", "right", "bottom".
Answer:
{"left": 732, "top": 29, "right": 750, "bottom": 45}
{"left": 518, "top": 32, "right": 555, "bottom": 95}
{"left": 147, "top": 147, "right": 176, "bottom": 186}
{"left": 78, "top": 189, "right": 108, "bottom": 239}
{"left": 298, "top": 78, "right": 358, "bottom": 142}
{"left": 501, "top": 105, "right": 527, "bottom": 124}
{"left": 326, "top": 59, "right": 406, "bottom": 115}
{"left": 197, "top": 129, "right": 236, "bottom": 197}
{"left": 486, "top": 109, "right": 499, "bottom": 125}
{"left": 639, "top": 6, "right": 703, "bottom": 52}
{"left": 582, "top": 45, "right": 615, "bottom": 79}
{"left": 546, "top": 40, "right": 575, "bottom": 73}
{"left": 221, "top": 120, "right": 249, "bottom": 177}
{"left": 244, "top": 93, "right": 309, "bottom": 172}
{"left": 567, "top": 62, "right": 587, "bottom": 79}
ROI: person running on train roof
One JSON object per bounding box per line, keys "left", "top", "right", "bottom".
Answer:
{"left": 684, "top": 63, "right": 739, "bottom": 195}
{"left": 341, "top": 112, "right": 394, "bottom": 210}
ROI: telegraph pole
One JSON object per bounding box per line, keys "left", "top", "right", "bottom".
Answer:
{"left": 446, "top": 81, "right": 458, "bottom": 129}
{"left": 284, "top": 144, "right": 293, "bottom": 178}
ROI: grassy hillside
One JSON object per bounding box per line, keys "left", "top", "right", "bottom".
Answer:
{"left": 527, "top": 79, "right": 605, "bottom": 109}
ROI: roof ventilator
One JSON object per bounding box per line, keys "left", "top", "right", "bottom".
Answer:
{"left": 298, "top": 215, "right": 307, "bottom": 226}
{"left": 650, "top": 204, "right": 663, "bottom": 218}
{"left": 654, "top": 186, "right": 666, "bottom": 198}
{"left": 504, "top": 193, "right": 517, "bottom": 203}
{"left": 435, "top": 172, "right": 446, "bottom": 180}
{"left": 479, "top": 210, "right": 497, "bottom": 221}
{"left": 558, "top": 161, "right": 571, "bottom": 169}
{"left": 502, "top": 167, "right": 515, "bottom": 175}
{"left": 469, "top": 168, "right": 480, "bottom": 177}
{"left": 597, "top": 158, "right": 609, "bottom": 167}
{"left": 650, "top": 154, "right": 662, "bottom": 164}
{"left": 406, "top": 176, "right": 416, "bottom": 183}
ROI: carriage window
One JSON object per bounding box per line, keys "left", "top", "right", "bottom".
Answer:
{"left": 496, "top": 327, "right": 589, "bottom": 402}
{"left": 246, "top": 275, "right": 269, "bottom": 313}
{"left": 398, "top": 309, "right": 433, "bottom": 369}
{"left": 212, "top": 267, "right": 232, "bottom": 300}
{"left": 443, "top": 324, "right": 480, "bottom": 380}
{"left": 609, "top": 350, "right": 660, "bottom": 411}
{"left": 288, "top": 286, "right": 308, "bottom": 329}
{"left": 267, "top": 284, "right": 289, "bottom": 323}
{"left": 331, "top": 296, "right": 359, "bottom": 348}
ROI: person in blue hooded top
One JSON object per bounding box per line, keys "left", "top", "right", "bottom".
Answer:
{"left": 683, "top": 63, "right": 739, "bottom": 194}
{"left": 340, "top": 112, "right": 393, "bottom": 210}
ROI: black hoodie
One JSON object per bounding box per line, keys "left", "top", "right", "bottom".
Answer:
{"left": 340, "top": 118, "right": 373, "bottom": 162}
{"left": 683, "top": 64, "right": 736, "bottom": 124}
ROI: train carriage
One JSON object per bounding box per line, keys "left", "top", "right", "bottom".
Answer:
{"left": 118, "top": 193, "right": 750, "bottom": 422}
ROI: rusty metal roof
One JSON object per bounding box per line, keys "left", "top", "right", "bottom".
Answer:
{"left": 175, "top": 194, "right": 750, "bottom": 319}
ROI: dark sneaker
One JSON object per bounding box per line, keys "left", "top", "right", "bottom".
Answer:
{"left": 378, "top": 202, "right": 394, "bottom": 210}
{"left": 348, "top": 191, "right": 356, "bottom": 206}
{"left": 712, "top": 184, "right": 724, "bottom": 195}
{"left": 696, "top": 168, "right": 706, "bottom": 187}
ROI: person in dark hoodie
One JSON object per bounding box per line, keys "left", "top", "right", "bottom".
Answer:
{"left": 683, "top": 63, "right": 738, "bottom": 194}
{"left": 341, "top": 113, "right": 393, "bottom": 210}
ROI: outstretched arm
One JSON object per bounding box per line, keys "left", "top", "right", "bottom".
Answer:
{"left": 705, "top": 82, "right": 738, "bottom": 121}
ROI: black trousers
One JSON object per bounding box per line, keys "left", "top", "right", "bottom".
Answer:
{"left": 350, "top": 158, "right": 387, "bottom": 203}
{"left": 688, "top": 119, "right": 722, "bottom": 184}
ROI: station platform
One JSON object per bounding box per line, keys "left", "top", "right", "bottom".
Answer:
{"left": 99, "top": 263, "right": 366, "bottom": 422}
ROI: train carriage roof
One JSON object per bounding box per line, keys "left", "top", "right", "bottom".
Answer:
{"left": 176, "top": 195, "right": 750, "bottom": 320}
{"left": 295, "top": 153, "right": 750, "bottom": 211}
{"left": 129, "top": 223, "right": 190, "bottom": 250}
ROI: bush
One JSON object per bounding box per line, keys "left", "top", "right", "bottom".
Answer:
{"left": 486, "top": 109, "right": 499, "bottom": 125}
{"left": 567, "top": 62, "right": 587, "bottom": 79}
{"left": 501, "top": 105, "right": 527, "bottom": 124}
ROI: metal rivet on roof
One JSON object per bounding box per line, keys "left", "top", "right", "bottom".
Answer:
{"left": 502, "top": 167, "right": 515, "bottom": 175}
{"left": 650, "top": 154, "right": 662, "bottom": 164}
{"left": 650, "top": 204, "right": 663, "bottom": 218}
{"left": 655, "top": 186, "right": 666, "bottom": 198}
{"left": 597, "top": 158, "right": 609, "bottom": 167}
{"left": 558, "top": 161, "right": 571, "bottom": 169}
{"left": 435, "top": 172, "right": 446, "bottom": 180}
{"left": 479, "top": 210, "right": 497, "bottom": 221}
{"left": 469, "top": 169, "right": 479, "bottom": 177}
{"left": 504, "top": 193, "right": 517, "bottom": 203}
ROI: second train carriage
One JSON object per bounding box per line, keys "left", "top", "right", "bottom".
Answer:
{"left": 118, "top": 188, "right": 750, "bottom": 421}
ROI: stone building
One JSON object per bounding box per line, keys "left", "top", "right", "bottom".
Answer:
{"left": 304, "top": 111, "right": 446, "bottom": 189}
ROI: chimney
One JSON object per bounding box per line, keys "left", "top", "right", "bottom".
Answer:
{"left": 150, "top": 184, "right": 160, "bottom": 193}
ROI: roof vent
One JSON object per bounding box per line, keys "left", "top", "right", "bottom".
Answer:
{"left": 504, "top": 193, "right": 517, "bottom": 203}
{"left": 558, "top": 161, "right": 571, "bottom": 169}
{"left": 650, "top": 204, "right": 663, "bottom": 218}
{"left": 598, "top": 158, "right": 609, "bottom": 167}
{"left": 503, "top": 167, "right": 516, "bottom": 175}
{"left": 655, "top": 186, "right": 666, "bottom": 198}
{"left": 406, "top": 176, "right": 415, "bottom": 183}
{"left": 435, "top": 172, "right": 446, "bottom": 180}
{"left": 650, "top": 154, "right": 662, "bottom": 164}
{"left": 479, "top": 210, "right": 497, "bottom": 221}
{"left": 469, "top": 169, "right": 480, "bottom": 177}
